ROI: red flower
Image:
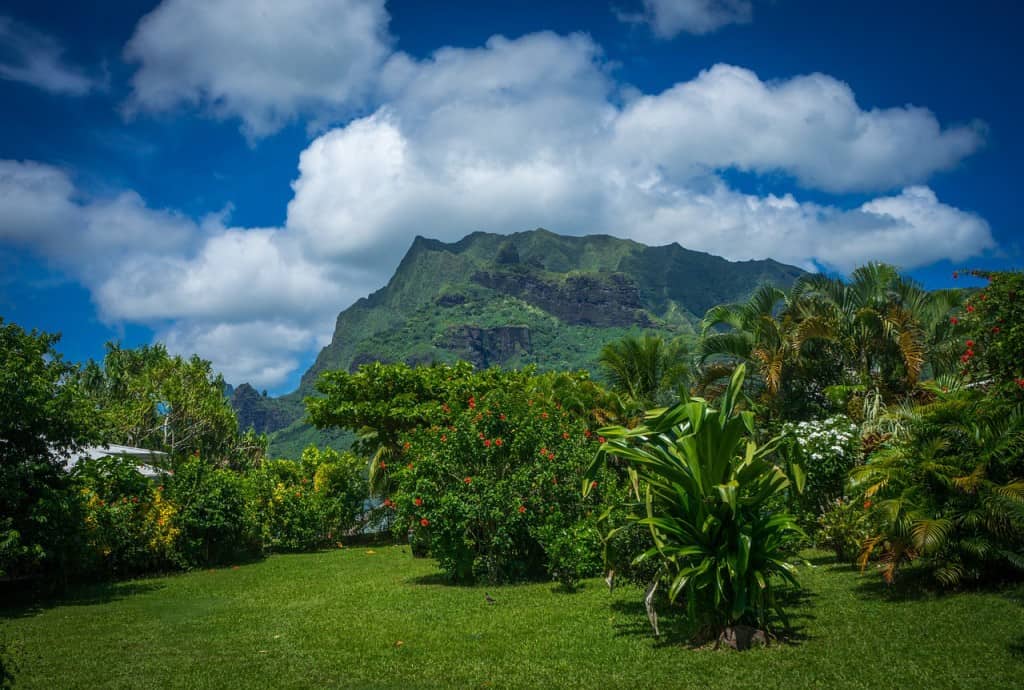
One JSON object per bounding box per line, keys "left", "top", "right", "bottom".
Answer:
{"left": 590, "top": 481, "right": 598, "bottom": 489}
{"left": 598, "top": 436, "right": 606, "bottom": 444}
{"left": 483, "top": 439, "right": 492, "bottom": 447}
{"left": 540, "top": 447, "right": 548, "bottom": 456}
{"left": 441, "top": 435, "right": 447, "bottom": 442}
{"left": 380, "top": 462, "right": 387, "bottom": 470}
{"left": 414, "top": 497, "right": 423, "bottom": 507}
{"left": 383, "top": 498, "right": 394, "bottom": 508}
{"left": 562, "top": 432, "right": 570, "bottom": 440}
{"left": 863, "top": 500, "right": 872, "bottom": 509}
{"left": 468, "top": 396, "right": 476, "bottom": 409}
{"left": 403, "top": 441, "right": 411, "bottom": 451}
{"left": 966, "top": 339, "right": 975, "bottom": 348}
{"left": 993, "top": 327, "right": 1001, "bottom": 334}
{"left": 547, "top": 451, "right": 555, "bottom": 460}
{"left": 495, "top": 438, "right": 503, "bottom": 446}
{"left": 420, "top": 518, "right": 430, "bottom": 527}
{"left": 464, "top": 476, "right": 472, "bottom": 484}
{"left": 967, "top": 304, "right": 975, "bottom": 313}
{"left": 518, "top": 505, "right": 527, "bottom": 514}
{"left": 541, "top": 412, "right": 549, "bottom": 419}
{"left": 499, "top": 413, "right": 507, "bottom": 421}
{"left": 584, "top": 429, "right": 592, "bottom": 438}
{"left": 950, "top": 317, "right": 959, "bottom": 325}
{"left": 961, "top": 354, "right": 970, "bottom": 363}
{"left": 967, "top": 349, "right": 975, "bottom": 357}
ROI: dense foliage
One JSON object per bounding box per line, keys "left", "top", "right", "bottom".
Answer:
{"left": 1, "top": 319, "right": 97, "bottom": 581}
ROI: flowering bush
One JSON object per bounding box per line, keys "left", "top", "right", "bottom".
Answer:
{"left": 75, "top": 456, "right": 179, "bottom": 576}
{"left": 780, "top": 415, "right": 861, "bottom": 519}
{"left": 955, "top": 270, "right": 1024, "bottom": 394}
{"left": 385, "top": 384, "right": 619, "bottom": 583}
{"left": 249, "top": 446, "right": 366, "bottom": 551}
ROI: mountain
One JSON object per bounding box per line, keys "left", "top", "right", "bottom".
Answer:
{"left": 233, "top": 229, "right": 806, "bottom": 457}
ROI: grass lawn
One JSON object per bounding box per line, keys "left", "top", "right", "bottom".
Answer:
{"left": 2, "top": 546, "right": 1023, "bottom": 689}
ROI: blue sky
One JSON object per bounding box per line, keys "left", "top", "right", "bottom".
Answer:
{"left": 0, "top": 0, "right": 1019, "bottom": 393}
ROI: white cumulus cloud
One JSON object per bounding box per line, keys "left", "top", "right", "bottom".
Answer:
{"left": 124, "top": 0, "right": 392, "bottom": 139}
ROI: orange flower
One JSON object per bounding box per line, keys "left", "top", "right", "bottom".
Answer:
{"left": 420, "top": 518, "right": 430, "bottom": 527}
{"left": 463, "top": 476, "right": 472, "bottom": 484}
{"left": 562, "top": 432, "right": 569, "bottom": 440}
{"left": 414, "top": 497, "right": 423, "bottom": 507}
{"left": 518, "top": 505, "right": 527, "bottom": 514}
{"left": 483, "top": 439, "right": 492, "bottom": 447}
{"left": 495, "top": 438, "right": 503, "bottom": 446}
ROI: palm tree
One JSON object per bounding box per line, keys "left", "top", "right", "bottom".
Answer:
{"left": 853, "top": 395, "right": 1024, "bottom": 585}
{"left": 597, "top": 333, "right": 690, "bottom": 408}
{"left": 793, "top": 263, "right": 938, "bottom": 392}
{"left": 699, "top": 284, "right": 831, "bottom": 401}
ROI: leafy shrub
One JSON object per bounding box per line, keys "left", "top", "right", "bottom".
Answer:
{"left": 588, "top": 365, "right": 802, "bottom": 640}
{"left": 816, "top": 498, "right": 873, "bottom": 563}
{"left": 537, "top": 521, "right": 603, "bottom": 590}
{"left": 780, "top": 416, "right": 861, "bottom": 521}
{"left": 165, "top": 458, "right": 260, "bottom": 566}
{"left": 250, "top": 447, "right": 366, "bottom": 551}
{"left": 385, "top": 383, "right": 619, "bottom": 583}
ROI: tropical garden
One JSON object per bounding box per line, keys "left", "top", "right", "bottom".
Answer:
{"left": 1, "top": 264, "right": 1022, "bottom": 687}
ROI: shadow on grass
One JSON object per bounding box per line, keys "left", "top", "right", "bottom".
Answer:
{"left": 607, "top": 585, "right": 817, "bottom": 649}
{"left": 0, "top": 580, "right": 164, "bottom": 620}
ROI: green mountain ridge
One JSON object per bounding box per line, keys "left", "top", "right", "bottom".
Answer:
{"left": 232, "top": 228, "right": 806, "bottom": 457}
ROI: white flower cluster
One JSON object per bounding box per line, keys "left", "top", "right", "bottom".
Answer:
{"left": 782, "top": 416, "right": 860, "bottom": 464}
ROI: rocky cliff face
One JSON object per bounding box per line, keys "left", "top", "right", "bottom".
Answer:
{"left": 470, "top": 270, "right": 652, "bottom": 328}
{"left": 438, "top": 325, "right": 532, "bottom": 368}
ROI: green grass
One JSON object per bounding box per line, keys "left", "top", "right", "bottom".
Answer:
{"left": 2, "top": 547, "right": 1022, "bottom": 688}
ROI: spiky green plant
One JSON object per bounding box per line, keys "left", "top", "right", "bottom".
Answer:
{"left": 585, "top": 365, "right": 802, "bottom": 640}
